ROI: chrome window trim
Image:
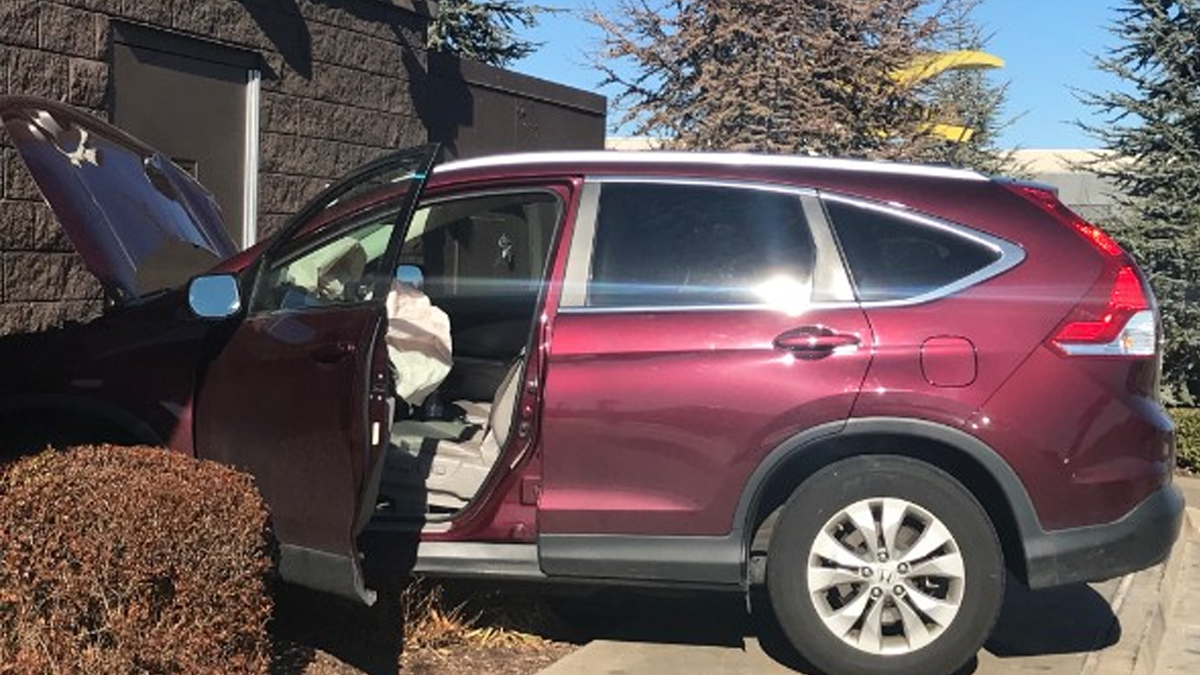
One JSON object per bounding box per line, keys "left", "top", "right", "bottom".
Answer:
{"left": 819, "top": 192, "right": 1026, "bottom": 309}
{"left": 559, "top": 182, "right": 600, "bottom": 308}
{"left": 558, "top": 302, "right": 820, "bottom": 315}
{"left": 801, "top": 194, "right": 856, "bottom": 303}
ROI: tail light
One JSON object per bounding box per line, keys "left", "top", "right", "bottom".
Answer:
{"left": 1048, "top": 264, "right": 1156, "bottom": 356}
{"left": 1004, "top": 183, "right": 1158, "bottom": 357}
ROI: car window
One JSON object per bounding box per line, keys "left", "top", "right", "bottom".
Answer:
{"left": 401, "top": 192, "right": 561, "bottom": 301}
{"left": 587, "top": 182, "right": 815, "bottom": 308}
{"left": 250, "top": 205, "right": 400, "bottom": 313}
{"left": 823, "top": 197, "right": 1001, "bottom": 302}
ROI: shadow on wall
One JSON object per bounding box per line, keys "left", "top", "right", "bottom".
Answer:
{"left": 237, "top": 0, "right": 313, "bottom": 78}
{"left": 409, "top": 51, "right": 471, "bottom": 159}
{"left": 234, "top": 0, "right": 473, "bottom": 158}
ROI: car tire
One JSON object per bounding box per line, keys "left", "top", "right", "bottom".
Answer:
{"left": 766, "top": 455, "right": 1004, "bottom": 675}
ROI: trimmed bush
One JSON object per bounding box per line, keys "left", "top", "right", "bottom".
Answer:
{"left": 1173, "top": 408, "right": 1200, "bottom": 474}
{"left": 0, "top": 445, "right": 274, "bottom": 674}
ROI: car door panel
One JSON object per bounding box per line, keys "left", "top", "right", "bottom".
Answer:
{"left": 540, "top": 307, "right": 872, "bottom": 537}
{"left": 197, "top": 308, "right": 381, "bottom": 548}
{"left": 192, "top": 147, "right": 436, "bottom": 603}
{"left": 195, "top": 307, "right": 385, "bottom": 601}
{"left": 538, "top": 179, "right": 873, "bottom": 543}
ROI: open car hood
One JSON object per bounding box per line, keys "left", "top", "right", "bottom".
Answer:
{"left": 0, "top": 96, "right": 238, "bottom": 305}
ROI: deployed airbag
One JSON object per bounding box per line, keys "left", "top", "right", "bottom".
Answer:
{"left": 385, "top": 280, "right": 452, "bottom": 405}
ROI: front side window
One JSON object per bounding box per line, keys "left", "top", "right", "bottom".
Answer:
{"left": 247, "top": 147, "right": 434, "bottom": 314}
{"left": 250, "top": 206, "right": 400, "bottom": 313}
{"left": 824, "top": 197, "right": 1003, "bottom": 303}
{"left": 588, "top": 182, "right": 816, "bottom": 308}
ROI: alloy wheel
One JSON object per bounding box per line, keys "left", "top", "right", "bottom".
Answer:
{"left": 806, "top": 497, "right": 966, "bottom": 655}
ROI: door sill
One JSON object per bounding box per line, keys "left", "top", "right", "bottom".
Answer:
{"left": 413, "top": 541, "right": 544, "bottom": 580}
{"left": 364, "top": 512, "right": 454, "bottom": 534}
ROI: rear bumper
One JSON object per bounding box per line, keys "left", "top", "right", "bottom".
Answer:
{"left": 1024, "top": 483, "right": 1183, "bottom": 589}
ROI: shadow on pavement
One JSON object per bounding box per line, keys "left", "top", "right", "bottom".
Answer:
{"left": 267, "top": 565, "right": 1120, "bottom": 675}
{"left": 270, "top": 566, "right": 407, "bottom": 675}
{"left": 985, "top": 573, "right": 1120, "bottom": 656}
{"left": 531, "top": 570, "right": 1119, "bottom": 675}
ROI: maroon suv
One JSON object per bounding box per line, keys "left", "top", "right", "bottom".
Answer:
{"left": 0, "top": 97, "right": 1182, "bottom": 675}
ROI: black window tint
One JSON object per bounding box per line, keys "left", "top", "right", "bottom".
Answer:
{"left": 824, "top": 199, "right": 1000, "bottom": 302}
{"left": 589, "top": 183, "right": 814, "bottom": 307}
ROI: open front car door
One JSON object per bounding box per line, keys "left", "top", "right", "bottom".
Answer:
{"left": 194, "top": 147, "right": 437, "bottom": 604}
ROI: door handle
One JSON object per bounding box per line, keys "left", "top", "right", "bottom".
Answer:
{"left": 311, "top": 341, "right": 357, "bottom": 363}
{"left": 774, "top": 326, "right": 860, "bottom": 356}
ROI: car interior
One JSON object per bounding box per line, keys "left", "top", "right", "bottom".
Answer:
{"left": 256, "top": 189, "right": 559, "bottom": 520}
{"left": 372, "top": 191, "right": 561, "bottom": 519}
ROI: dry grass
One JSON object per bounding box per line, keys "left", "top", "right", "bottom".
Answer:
{"left": 269, "top": 574, "right": 577, "bottom": 675}
{"left": 398, "top": 580, "right": 575, "bottom": 675}
{"left": 401, "top": 579, "right": 558, "bottom": 655}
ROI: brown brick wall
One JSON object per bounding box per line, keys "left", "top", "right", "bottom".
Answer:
{"left": 0, "top": 0, "right": 431, "bottom": 335}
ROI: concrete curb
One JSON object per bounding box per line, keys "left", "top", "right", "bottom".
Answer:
{"left": 1078, "top": 475, "right": 1199, "bottom": 675}
{"left": 1128, "top": 506, "right": 1197, "bottom": 675}
{"left": 1141, "top": 476, "right": 1200, "bottom": 675}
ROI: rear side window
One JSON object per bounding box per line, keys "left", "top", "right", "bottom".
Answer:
{"left": 589, "top": 183, "right": 815, "bottom": 308}
{"left": 824, "top": 198, "right": 1001, "bottom": 302}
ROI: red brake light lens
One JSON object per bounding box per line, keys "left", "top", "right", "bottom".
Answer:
{"left": 1003, "top": 183, "right": 1124, "bottom": 257}
{"left": 1053, "top": 266, "right": 1148, "bottom": 343}
{"left": 1051, "top": 265, "right": 1155, "bottom": 356}
{"left": 1003, "top": 183, "right": 1155, "bottom": 356}
{"left": 1072, "top": 221, "right": 1124, "bottom": 257}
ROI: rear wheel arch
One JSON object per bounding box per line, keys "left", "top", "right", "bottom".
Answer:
{"left": 739, "top": 418, "right": 1040, "bottom": 585}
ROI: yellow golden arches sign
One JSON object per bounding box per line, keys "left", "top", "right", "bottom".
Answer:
{"left": 893, "top": 50, "right": 1006, "bottom": 85}
{"left": 893, "top": 50, "right": 1006, "bottom": 143}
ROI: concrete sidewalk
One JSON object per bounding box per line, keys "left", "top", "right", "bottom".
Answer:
{"left": 539, "top": 476, "right": 1200, "bottom": 675}
{"left": 1152, "top": 477, "right": 1200, "bottom": 675}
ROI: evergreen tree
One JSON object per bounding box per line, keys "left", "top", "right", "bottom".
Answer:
{"left": 1081, "top": 0, "right": 1200, "bottom": 403}
{"left": 589, "top": 0, "right": 941, "bottom": 159}
{"left": 428, "top": 0, "right": 543, "bottom": 67}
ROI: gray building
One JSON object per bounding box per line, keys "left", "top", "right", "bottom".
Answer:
{"left": 0, "top": 0, "right": 605, "bottom": 336}
{"left": 1010, "top": 149, "right": 1123, "bottom": 223}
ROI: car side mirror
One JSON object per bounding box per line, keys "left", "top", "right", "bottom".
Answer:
{"left": 396, "top": 264, "right": 424, "bottom": 290}
{"left": 188, "top": 274, "right": 242, "bottom": 319}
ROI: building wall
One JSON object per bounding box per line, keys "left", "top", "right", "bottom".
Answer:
{"left": 0, "top": 0, "right": 433, "bottom": 335}
{"left": 1010, "top": 149, "right": 1124, "bottom": 223}
{"left": 427, "top": 52, "right": 606, "bottom": 160}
